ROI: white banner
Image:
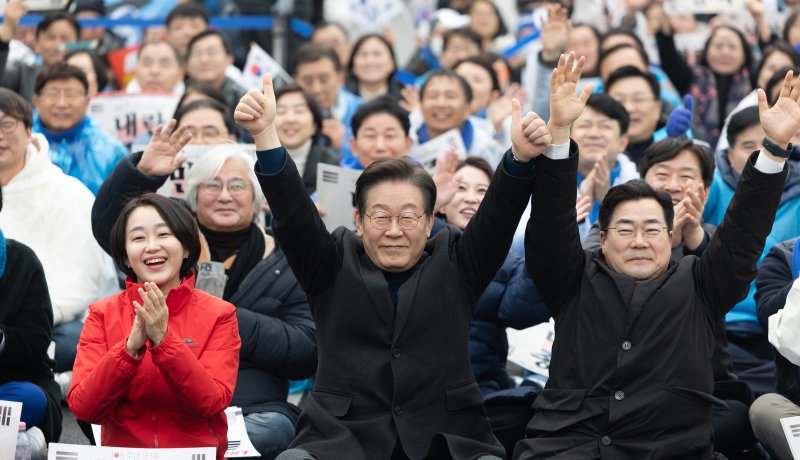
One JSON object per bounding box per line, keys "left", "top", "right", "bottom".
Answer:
{"left": 134, "top": 144, "right": 257, "bottom": 200}
{"left": 89, "top": 92, "right": 180, "bottom": 145}
{"left": 48, "top": 444, "right": 215, "bottom": 460}
{"left": 316, "top": 164, "right": 363, "bottom": 232}
{"left": 0, "top": 400, "right": 23, "bottom": 459}
{"left": 0, "top": 0, "right": 67, "bottom": 13}
{"left": 663, "top": 0, "right": 745, "bottom": 14}
{"left": 506, "top": 319, "right": 555, "bottom": 378}
{"left": 410, "top": 128, "right": 467, "bottom": 174}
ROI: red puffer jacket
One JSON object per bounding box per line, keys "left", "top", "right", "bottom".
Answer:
{"left": 68, "top": 274, "right": 240, "bottom": 460}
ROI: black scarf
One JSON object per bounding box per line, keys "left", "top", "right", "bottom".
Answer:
{"left": 199, "top": 223, "right": 265, "bottom": 301}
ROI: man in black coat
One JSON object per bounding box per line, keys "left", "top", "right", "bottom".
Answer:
{"left": 514, "top": 57, "right": 797, "bottom": 460}
{"left": 232, "top": 59, "right": 568, "bottom": 458}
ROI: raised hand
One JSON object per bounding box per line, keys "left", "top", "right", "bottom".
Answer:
{"left": 133, "top": 282, "right": 169, "bottom": 347}
{"left": 235, "top": 74, "right": 278, "bottom": 147}
{"left": 549, "top": 53, "right": 594, "bottom": 144}
{"left": 758, "top": 70, "right": 800, "bottom": 151}
{"left": 591, "top": 154, "right": 610, "bottom": 202}
{"left": 511, "top": 99, "right": 552, "bottom": 162}
{"left": 125, "top": 314, "right": 148, "bottom": 358}
{"left": 666, "top": 95, "right": 694, "bottom": 138}
{"left": 575, "top": 195, "right": 593, "bottom": 222}
{"left": 399, "top": 85, "right": 420, "bottom": 113}
{"left": 540, "top": 5, "right": 570, "bottom": 62}
{"left": 433, "top": 149, "right": 460, "bottom": 211}
{"left": 0, "top": 0, "right": 25, "bottom": 42}
{"left": 489, "top": 83, "right": 523, "bottom": 133}
{"left": 138, "top": 119, "right": 192, "bottom": 177}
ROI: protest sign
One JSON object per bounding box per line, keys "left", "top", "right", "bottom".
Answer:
{"left": 89, "top": 92, "right": 179, "bottom": 145}
{"left": 506, "top": 319, "right": 555, "bottom": 378}
{"left": 781, "top": 415, "right": 800, "bottom": 459}
{"left": 410, "top": 128, "right": 467, "bottom": 174}
{"left": 48, "top": 443, "right": 215, "bottom": 460}
{"left": 0, "top": 400, "right": 22, "bottom": 459}
{"left": 316, "top": 164, "right": 363, "bottom": 232}
{"left": 224, "top": 407, "right": 261, "bottom": 457}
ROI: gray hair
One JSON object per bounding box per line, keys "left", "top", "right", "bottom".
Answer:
{"left": 184, "top": 146, "right": 266, "bottom": 223}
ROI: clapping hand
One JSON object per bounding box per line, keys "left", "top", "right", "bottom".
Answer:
{"left": 759, "top": 70, "right": 800, "bottom": 156}
{"left": 133, "top": 282, "right": 170, "bottom": 347}
{"left": 510, "top": 99, "right": 552, "bottom": 162}
{"left": 671, "top": 180, "right": 706, "bottom": 249}
{"left": 578, "top": 153, "right": 610, "bottom": 202}
{"left": 549, "top": 53, "right": 595, "bottom": 144}
{"left": 575, "top": 195, "right": 593, "bottom": 222}
{"left": 138, "top": 119, "right": 192, "bottom": 176}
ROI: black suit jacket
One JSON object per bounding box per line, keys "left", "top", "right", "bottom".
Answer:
{"left": 515, "top": 143, "right": 786, "bottom": 460}
{"left": 256, "top": 149, "right": 532, "bottom": 459}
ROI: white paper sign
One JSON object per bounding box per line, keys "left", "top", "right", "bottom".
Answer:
{"left": 0, "top": 0, "right": 66, "bottom": 13}
{"left": 316, "top": 164, "right": 363, "bottom": 232}
{"left": 224, "top": 407, "right": 260, "bottom": 458}
{"left": 143, "top": 144, "right": 257, "bottom": 200}
{"left": 781, "top": 415, "right": 800, "bottom": 459}
{"left": 347, "top": 0, "right": 404, "bottom": 30}
{"left": 663, "top": 0, "right": 745, "bottom": 14}
{"left": 410, "top": 128, "right": 467, "bottom": 174}
{"left": 47, "top": 444, "right": 215, "bottom": 460}
{"left": 89, "top": 92, "right": 180, "bottom": 145}
{"left": 506, "top": 319, "right": 555, "bottom": 377}
{"left": 0, "top": 400, "right": 23, "bottom": 459}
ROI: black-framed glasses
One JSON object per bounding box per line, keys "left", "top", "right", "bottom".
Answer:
{"left": 364, "top": 211, "right": 424, "bottom": 230}
{"left": 0, "top": 118, "right": 18, "bottom": 133}
{"left": 603, "top": 225, "right": 667, "bottom": 240}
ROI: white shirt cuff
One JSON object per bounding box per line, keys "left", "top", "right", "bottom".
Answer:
{"left": 755, "top": 150, "right": 786, "bottom": 174}
{"left": 542, "top": 141, "right": 570, "bottom": 160}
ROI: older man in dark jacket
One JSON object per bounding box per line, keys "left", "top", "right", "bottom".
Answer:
{"left": 514, "top": 61, "right": 797, "bottom": 460}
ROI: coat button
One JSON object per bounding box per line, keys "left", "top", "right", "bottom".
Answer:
{"left": 274, "top": 269, "right": 281, "bottom": 275}
{"left": 601, "top": 435, "right": 611, "bottom": 446}
{"left": 614, "top": 391, "right": 625, "bottom": 401}
{"left": 392, "top": 348, "right": 401, "bottom": 359}
{"left": 621, "top": 341, "right": 631, "bottom": 351}
{"left": 394, "top": 406, "right": 403, "bottom": 415}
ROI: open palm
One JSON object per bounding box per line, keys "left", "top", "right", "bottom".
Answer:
{"left": 549, "top": 53, "right": 594, "bottom": 130}
{"left": 759, "top": 70, "right": 800, "bottom": 147}
{"left": 138, "top": 119, "right": 191, "bottom": 176}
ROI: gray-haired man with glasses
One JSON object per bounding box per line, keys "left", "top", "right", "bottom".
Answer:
{"left": 230, "top": 49, "right": 578, "bottom": 456}
{"left": 515, "top": 61, "right": 800, "bottom": 459}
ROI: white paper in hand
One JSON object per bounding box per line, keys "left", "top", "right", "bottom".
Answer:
{"left": 47, "top": 443, "right": 216, "bottom": 460}
{"left": 410, "top": 129, "right": 467, "bottom": 174}
{"left": 0, "top": 400, "right": 22, "bottom": 459}
{"left": 506, "top": 319, "right": 555, "bottom": 377}
{"left": 224, "top": 407, "right": 261, "bottom": 457}
{"left": 316, "top": 164, "right": 362, "bottom": 232}
{"left": 780, "top": 415, "right": 800, "bottom": 459}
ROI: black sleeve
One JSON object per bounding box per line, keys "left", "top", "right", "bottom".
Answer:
{"left": 455, "top": 150, "right": 535, "bottom": 298}
{"left": 0, "top": 243, "right": 53, "bottom": 371}
{"left": 697, "top": 153, "right": 789, "bottom": 318}
{"left": 755, "top": 243, "right": 795, "bottom": 330}
{"left": 526, "top": 142, "right": 586, "bottom": 317}
{"left": 655, "top": 31, "right": 693, "bottom": 95}
{"left": 91, "top": 152, "right": 168, "bottom": 253}
{"left": 255, "top": 151, "right": 339, "bottom": 298}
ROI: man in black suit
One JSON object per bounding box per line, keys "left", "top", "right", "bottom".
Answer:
{"left": 232, "top": 57, "right": 590, "bottom": 459}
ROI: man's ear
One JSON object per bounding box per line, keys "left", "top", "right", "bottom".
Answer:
{"left": 599, "top": 229, "right": 607, "bottom": 255}
{"left": 619, "top": 134, "right": 629, "bottom": 153}
{"left": 354, "top": 210, "right": 363, "bottom": 237}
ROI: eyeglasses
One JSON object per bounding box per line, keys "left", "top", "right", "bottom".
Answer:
{"left": 200, "top": 178, "right": 249, "bottom": 195}
{"left": 604, "top": 225, "right": 667, "bottom": 240}
{"left": 0, "top": 118, "right": 19, "bottom": 133}
{"left": 38, "top": 88, "right": 87, "bottom": 102}
{"left": 364, "top": 211, "right": 425, "bottom": 230}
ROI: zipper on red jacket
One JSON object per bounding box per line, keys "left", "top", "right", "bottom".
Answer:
{"left": 151, "top": 357, "right": 158, "bottom": 448}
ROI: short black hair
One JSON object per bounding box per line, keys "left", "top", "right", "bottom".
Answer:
{"left": 454, "top": 54, "right": 501, "bottom": 93}
{"left": 187, "top": 30, "right": 231, "bottom": 57}
{"left": 165, "top": 3, "right": 209, "bottom": 28}
{"left": 311, "top": 21, "right": 349, "bottom": 40}
{"left": 35, "top": 62, "right": 89, "bottom": 95}
{"left": 601, "top": 28, "right": 646, "bottom": 52}
{"left": 469, "top": 0, "right": 508, "bottom": 38}
{"left": 639, "top": 137, "right": 716, "bottom": 188}
{"left": 598, "top": 179, "right": 675, "bottom": 232}
{"left": 765, "top": 65, "right": 800, "bottom": 105}
{"left": 178, "top": 82, "right": 227, "bottom": 108}
{"left": 351, "top": 95, "right": 411, "bottom": 138}
{"left": 605, "top": 65, "right": 660, "bottom": 100}
{"left": 699, "top": 26, "right": 753, "bottom": 74}
{"left": 583, "top": 93, "right": 629, "bottom": 135}
{"left": 598, "top": 43, "right": 649, "bottom": 75}
{"left": 109, "top": 193, "right": 200, "bottom": 280}
{"left": 173, "top": 99, "right": 236, "bottom": 139}
{"left": 355, "top": 158, "right": 437, "bottom": 216}
{"left": 785, "top": 11, "right": 800, "bottom": 44}
{"left": 275, "top": 84, "right": 325, "bottom": 138}
{"left": 138, "top": 40, "right": 184, "bottom": 66}
{"left": 35, "top": 12, "right": 80, "bottom": 39}
{"left": 291, "top": 42, "right": 341, "bottom": 75}
{"left": 753, "top": 42, "right": 800, "bottom": 89}
{"left": 457, "top": 156, "right": 494, "bottom": 180}
{"left": 0, "top": 88, "right": 33, "bottom": 129}
{"left": 443, "top": 27, "right": 483, "bottom": 52}
{"left": 420, "top": 68, "right": 473, "bottom": 104}
{"left": 347, "top": 33, "right": 397, "bottom": 84}
{"left": 726, "top": 106, "right": 761, "bottom": 149}
{"left": 65, "top": 49, "right": 109, "bottom": 92}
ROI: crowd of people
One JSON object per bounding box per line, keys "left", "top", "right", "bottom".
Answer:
{"left": 3, "top": 0, "right": 800, "bottom": 459}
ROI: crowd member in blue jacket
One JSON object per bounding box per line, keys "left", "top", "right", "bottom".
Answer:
{"left": 704, "top": 106, "right": 800, "bottom": 397}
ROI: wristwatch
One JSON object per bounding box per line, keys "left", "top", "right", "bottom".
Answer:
{"left": 762, "top": 137, "right": 793, "bottom": 159}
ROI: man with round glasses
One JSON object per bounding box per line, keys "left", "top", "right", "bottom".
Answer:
{"left": 515, "top": 66, "right": 800, "bottom": 459}
{"left": 232, "top": 54, "right": 590, "bottom": 459}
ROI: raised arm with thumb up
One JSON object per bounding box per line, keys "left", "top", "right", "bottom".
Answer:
{"left": 234, "top": 74, "right": 281, "bottom": 151}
